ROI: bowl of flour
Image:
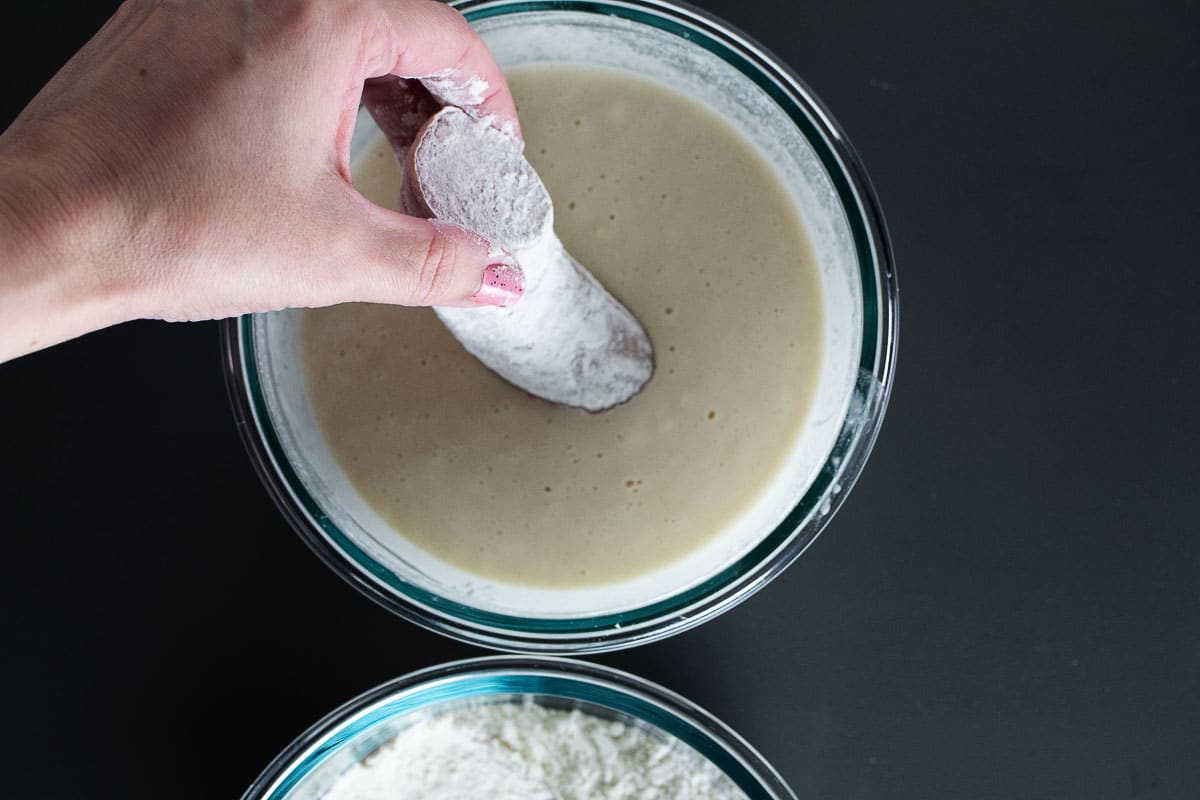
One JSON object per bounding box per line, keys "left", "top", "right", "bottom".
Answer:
{"left": 222, "top": 0, "right": 897, "bottom": 650}
{"left": 240, "top": 656, "right": 796, "bottom": 800}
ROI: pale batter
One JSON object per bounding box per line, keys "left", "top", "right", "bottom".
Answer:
{"left": 302, "top": 64, "right": 823, "bottom": 587}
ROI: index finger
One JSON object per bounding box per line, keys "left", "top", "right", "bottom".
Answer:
{"left": 363, "top": 0, "right": 521, "bottom": 138}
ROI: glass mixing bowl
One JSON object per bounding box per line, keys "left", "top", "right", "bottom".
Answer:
{"left": 222, "top": 0, "right": 898, "bottom": 651}
{"left": 240, "top": 656, "right": 797, "bottom": 800}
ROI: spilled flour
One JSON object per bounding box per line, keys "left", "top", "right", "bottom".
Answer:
{"left": 321, "top": 702, "right": 749, "bottom": 800}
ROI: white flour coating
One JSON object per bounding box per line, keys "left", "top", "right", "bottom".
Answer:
{"left": 321, "top": 702, "right": 749, "bottom": 800}
{"left": 410, "top": 107, "right": 655, "bottom": 412}
{"left": 419, "top": 69, "right": 491, "bottom": 107}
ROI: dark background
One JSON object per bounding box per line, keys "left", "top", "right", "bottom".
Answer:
{"left": 2, "top": 1, "right": 1198, "bottom": 798}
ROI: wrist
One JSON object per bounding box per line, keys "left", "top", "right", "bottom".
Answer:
{"left": 0, "top": 143, "right": 141, "bottom": 360}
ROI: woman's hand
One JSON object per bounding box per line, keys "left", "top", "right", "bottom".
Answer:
{"left": 0, "top": 0, "right": 524, "bottom": 362}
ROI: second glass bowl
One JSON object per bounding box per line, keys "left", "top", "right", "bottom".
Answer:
{"left": 241, "top": 656, "right": 797, "bottom": 800}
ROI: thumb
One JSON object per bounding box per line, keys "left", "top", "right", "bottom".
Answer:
{"left": 318, "top": 192, "right": 525, "bottom": 309}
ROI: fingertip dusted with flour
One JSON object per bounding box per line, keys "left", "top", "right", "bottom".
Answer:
{"left": 422, "top": 219, "right": 520, "bottom": 309}
{"left": 470, "top": 263, "right": 526, "bottom": 307}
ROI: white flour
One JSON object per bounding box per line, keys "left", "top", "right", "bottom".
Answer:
{"left": 407, "top": 107, "right": 655, "bottom": 412}
{"left": 321, "top": 702, "right": 749, "bottom": 800}
{"left": 419, "top": 70, "right": 491, "bottom": 108}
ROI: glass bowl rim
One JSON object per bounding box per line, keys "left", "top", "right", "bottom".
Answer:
{"left": 239, "top": 654, "right": 798, "bottom": 800}
{"left": 220, "top": 0, "right": 899, "bottom": 653}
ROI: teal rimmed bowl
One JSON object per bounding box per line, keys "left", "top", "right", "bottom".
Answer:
{"left": 240, "top": 656, "right": 797, "bottom": 800}
{"left": 221, "top": 0, "right": 897, "bottom": 652}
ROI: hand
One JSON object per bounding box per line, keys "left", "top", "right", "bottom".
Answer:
{"left": 0, "top": 0, "right": 524, "bottom": 362}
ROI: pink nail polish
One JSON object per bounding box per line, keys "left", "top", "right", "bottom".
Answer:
{"left": 471, "top": 264, "right": 525, "bottom": 307}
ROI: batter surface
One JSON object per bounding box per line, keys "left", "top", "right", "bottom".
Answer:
{"left": 302, "top": 64, "right": 823, "bottom": 587}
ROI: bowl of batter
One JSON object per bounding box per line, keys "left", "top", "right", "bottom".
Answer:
{"left": 241, "top": 656, "right": 796, "bottom": 800}
{"left": 222, "top": 0, "right": 897, "bottom": 651}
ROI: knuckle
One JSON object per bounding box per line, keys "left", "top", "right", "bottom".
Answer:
{"left": 426, "top": 1, "right": 475, "bottom": 50}
{"left": 250, "top": 0, "right": 341, "bottom": 43}
{"left": 423, "top": 0, "right": 468, "bottom": 27}
{"left": 412, "top": 224, "right": 458, "bottom": 304}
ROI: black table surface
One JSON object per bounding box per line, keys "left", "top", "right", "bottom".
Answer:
{"left": 3, "top": 2, "right": 1198, "bottom": 798}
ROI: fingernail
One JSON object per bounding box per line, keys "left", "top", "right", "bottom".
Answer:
{"left": 471, "top": 264, "right": 525, "bottom": 307}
